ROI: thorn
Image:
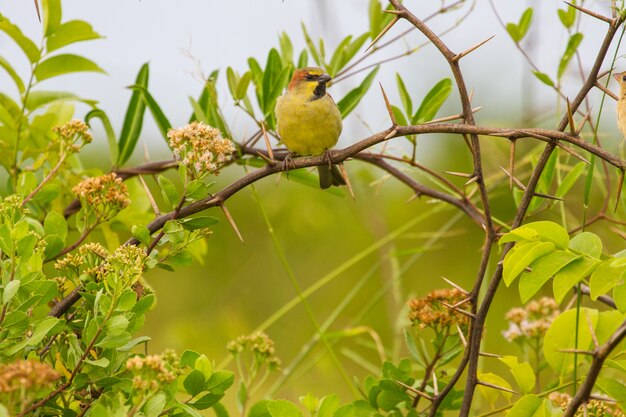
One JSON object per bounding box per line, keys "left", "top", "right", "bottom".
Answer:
{"left": 611, "top": 226, "right": 626, "bottom": 240}
{"left": 382, "top": 9, "right": 403, "bottom": 15}
{"left": 588, "top": 394, "right": 618, "bottom": 402}
{"left": 34, "top": 0, "right": 41, "bottom": 22}
{"left": 615, "top": 170, "right": 624, "bottom": 213}
{"left": 220, "top": 204, "right": 244, "bottom": 243}
{"left": 566, "top": 98, "right": 577, "bottom": 136}
{"left": 432, "top": 370, "right": 439, "bottom": 396}
{"left": 532, "top": 191, "right": 564, "bottom": 201}
{"left": 261, "top": 122, "right": 275, "bottom": 161}
{"left": 379, "top": 82, "right": 398, "bottom": 127}
{"left": 444, "top": 171, "right": 473, "bottom": 178}
{"left": 441, "top": 276, "right": 470, "bottom": 295}
{"left": 555, "top": 142, "right": 591, "bottom": 165}
{"left": 465, "top": 175, "right": 479, "bottom": 186}
{"left": 384, "top": 127, "right": 398, "bottom": 140}
{"left": 595, "top": 81, "right": 619, "bottom": 101}
{"left": 576, "top": 107, "right": 594, "bottom": 135}
{"left": 256, "top": 151, "right": 277, "bottom": 166}
{"left": 507, "top": 140, "right": 517, "bottom": 190}
{"left": 338, "top": 163, "right": 355, "bottom": 200}
{"left": 452, "top": 297, "right": 471, "bottom": 308}
{"left": 394, "top": 380, "right": 433, "bottom": 401}
{"left": 479, "top": 351, "right": 502, "bottom": 358}
{"left": 422, "top": 106, "right": 482, "bottom": 125}
{"left": 524, "top": 266, "right": 533, "bottom": 273}
{"left": 557, "top": 348, "right": 595, "bottom": 355}
{"left": 564, "top": 1, "right": 613, "bottom": 24}
{"left": 453, "top": 35, "right": 495, "bottom": 61}
{"left": 406, "top": 193, "right": 419, "bottom": 204}
{"left": 584, "top": 310, "right": 599, "bottom": 349}
{"left": 438, "top": 300, "right": 475, "bottom": 319}
{"left": 365, "top": 16, "right": 400, "bottom": 52}
{"left": 476, "top": 380, "right": 518, "bottom": 394}
{"left": 138, "top": 175, "right": 160, "bottom": 216}
{"left": 499, "top": 166, "right": 526, "bottom": 190}
{"left": 456, "top": 324, "right": 467, "bottom": 347}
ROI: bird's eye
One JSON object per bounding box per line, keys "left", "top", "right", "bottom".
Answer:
{"left": 622, "top": 75, "right": 626, "bottom": 82}
{"left": 306, "top": 74, "right": 315, "bottom": 81}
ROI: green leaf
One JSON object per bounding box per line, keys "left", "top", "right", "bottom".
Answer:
{"left": 614, "top": 282, "right": 626, "bottom": 312}
{"left": 506, "top": 395, "right": 552, "bottom": 417}
{"left": 192, "top": 393, "right": 223, "bottom": 410}
{"left": 117, "top": 336, "right": 151, "bottom": 352}
{"left": 34, "top": 54, "right": 105, "bottom": 81}
{"left": 553, "top": 257, "right": 599, "bottom": 302}
{"left": 519, "top": 250, "right": 579, "bottom": 303}
{"left": 118, "top": 63, "right": 149, "bottom": 166}
{"left": 181, "top": 216, "right": 219, "bottom": 231}
{"left": 499, "top": 357, "right": 535, "bottom": 394}
{"left": 85, "top": 357, "right": 110, "bottom": 367}
{"left": 279, "top": 32, "right": 293, "bottom": 66}
{"left": 42, "top": 0, "right": 62, "bottom": 36}
{"left": 412, "top": 78, "right": 452, "bottom": 124}
{"left": 157, "top": 175, "right": 179, "bottom": 209}
{"left": 227, "top": 67, "right": 238, "bottom": 99}
{"left": 127, "top": 84, "right": 172, "bottom": 142}
{"left": 506, "top": 8, "right": 533, "bottom": 42}
{"left": 318, "top": 395, "right": 340, "bottom": 417}
{"left": 177, "top": 403, "right": 204, "bottom": 417}
{"left": 396, "top": 73, "right": 412, "bottom": 116}
{"left": 3, "top": 280, "right": 20, "bottom": 305}
{"left": 476, "top": 372, "right": 512, "bottom": 404}
{"left": 558, "top": 2, "right": 577, "bottom": 29}
{"left": 184, "top": 369, "right": 206, "bottom": 397}
{"left": 181, "top": 350, "right": 201, "bottom": 368}
{"left": 590, "top": 260, "right": 626, "bottom": 299}
{"left": 569, "top": 231, "right": 602, "bottom": 258}
{"left": 337, "top": 66, "right": 379, "bottom": 118}
{"left": 328, "top": 35, "right": 354, "bottom": 76}
{"left": 556, "top": 162, "right": 586, "bottom": 198}
{"left": 46, "top": 20, "right": 101, "bottom": 52}
{"left": 205, "top": 370, "right": 234, "bottom": 393}
{"left": 0, "top": 56, "right": 25, "bottom": 93}
{"left": 235, "top": 71, "right": 252, "bottom": 101}
{"left": 267, "top": 400, "right": 304, "bottom": 417}
{"left": 131, "top": 224, "right": 151, "bottom": 246}
{"left": 503, "top": 241, "right": 555, "bottom": 286}
{"left": 532, "top": 71, "right": 555, "bottom": 87}
{"left": 44, "top": 211, "right": 68, "bottom": 241}
{"left": 144, "top": 393, "right": 166, "bottom": 417}
{"left": 558, "top": 33, "right": 583, "bottom": 79}
{"left": 0, "top": 18, "right": 40, "bottom": 63}
{"left": 544, "top": 308, "right": 597, "bottom": 375}
{"left": 28, "top": 316, "right": 62, "bottom": 346}
{"left": 25, "top": 91, "right": 96, "bottom": 111}
{"left": 85, "top": 109, "right": 117, "bottom": 163}
{"left": 341, "top": 33, "right": 370, "bottom": 71}
{"left": 301, "top": 23, "right": 321, "bottom": 66}
{"left": 500, "top": 221, "right": 570, "bottom": 249}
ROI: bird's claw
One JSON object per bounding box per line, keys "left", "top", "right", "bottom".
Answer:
{"left": 282, "top": 152, "right": 297, "bottom": 179}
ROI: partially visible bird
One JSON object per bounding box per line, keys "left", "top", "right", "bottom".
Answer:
{"left": 615, "top": 72, "right": 626, "bottom": 140}
{"left": 275, "top": 67, "right": 346, "bottom": 189}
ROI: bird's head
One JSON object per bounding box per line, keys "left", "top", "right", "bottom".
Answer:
{"left": 287, "top": 67, "right": 332, "bottom": 101}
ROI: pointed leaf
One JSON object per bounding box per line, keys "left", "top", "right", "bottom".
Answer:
{"left": 117, "top": 63, "right": 149, "bottom": 165}
{"left": 42, "top": 0, "right": 61, "bottom": 36}
{"left": 519, "top": 250, "right": 579, "bottom": 303}
{"left": 0, "top": 18, "right": 40, "bottom": 63}
{"left": 85, "top": 108, "right": 117, "bottom": 163}
{"left": 0, "top": 56, "right": 25, "bottom": 93}
{"left": 412, "top": 78, "right": 452, "bottom": 124}
{"left": 34, "top": 54, "right": 105, "bottom": 81}
{"left": 553, "top": 257, "right": 598, "bottom": 302}
{"left": 503, "top": 241, "right": 555, "bottom": 286}
{"left": 128, "top": 84, "right": 171, "bottom": 141}
{"left": 337, "top": 66, "right": 379, "bottom": 118}
{"left": 46, "top": 20, "right": 102, "bottom": 52}
{"left": 532, "top": 71, "right": 555, "bottom": 87}
{"left": 558, "top": 33, "right": 583, "bottom": 79}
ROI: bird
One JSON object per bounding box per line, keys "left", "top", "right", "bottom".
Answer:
{"left": 615, "top": 71, "right": 626, "bottom": 139}
{"left": 275, "top": 67, "right": 346, "bottom": 189}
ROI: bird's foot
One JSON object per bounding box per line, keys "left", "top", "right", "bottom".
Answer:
{"left": 281, "top": 152, "right": 297, "bottom": 179}
{"left": 322, "top": 149, "right": 333, "bottom": 168}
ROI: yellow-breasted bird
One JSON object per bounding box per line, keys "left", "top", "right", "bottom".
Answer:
{"left": 615, "top": 71, "right": 626, "bottom": 138}
{"left": 275, "top": 67, "right": 346, "bottom": 189}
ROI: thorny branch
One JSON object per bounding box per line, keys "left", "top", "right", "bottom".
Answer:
{"left": 42, "top": 2, "right": 626, "bottom": 416}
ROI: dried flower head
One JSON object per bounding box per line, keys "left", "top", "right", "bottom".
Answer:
{"left": 53, "top": 119, "right": 92, "bottom": 154}
{"left": 0, "top": 360, "right": 59, "bottom": 393}
{"left": 502, "top": 297, "right": 560, "bottom": 343}
{"left": 408, "top": 288, "right": 470, "bottom": 331}
{"left": 72, "top": 173, "right": 130, "bottom": 220}
{"left": 167, "top": 122, "right": 235, "bottom": 178}
{"left": 549, "top": 392, "right": 625, "bottom": 416}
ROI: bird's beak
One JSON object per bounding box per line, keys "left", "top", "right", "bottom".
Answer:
{"left": 319, "top": 74, "right": 331, "bottom": 84}
{"left": 614, "top": 72, "right": 622, "bottom": 82}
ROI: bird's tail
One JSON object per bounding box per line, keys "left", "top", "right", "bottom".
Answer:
{"left": 318, "top": 164, "right": 346, "bottom": 189}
